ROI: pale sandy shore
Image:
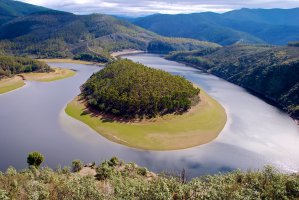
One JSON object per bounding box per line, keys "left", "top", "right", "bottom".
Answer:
{"left": 111, "top": 49, "right": 145, "bottom": 58}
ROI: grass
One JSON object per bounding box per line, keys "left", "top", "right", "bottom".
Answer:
{"left": 0, "top": 76, "right": 25, "bottom": 94}
{"left": 37, "top": 59, "right": 99, "bottom": 65}
{"left": 0, "top": 68, "right": 76, "bottom": 94}
{"left": 21, "top": 68, "right": 76, "bottom": 82}
{"left": 65, "top": 87, "right": 227, "bottom": 150}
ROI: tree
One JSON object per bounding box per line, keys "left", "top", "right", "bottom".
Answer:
{"left": 72, "top": 160, "right": 83, "bottom": 172}
{"left": 27, "top": 151, "right": 44, "bottom": 168}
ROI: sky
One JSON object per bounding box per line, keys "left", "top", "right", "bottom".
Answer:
{"left": 18, "top": 0, "right": 299, "bottom": 16}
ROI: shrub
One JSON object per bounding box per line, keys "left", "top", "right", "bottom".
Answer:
{"left": 71, "top": 160, "right": 83, "bottom": 172}
{"left": 27, "top": 152, "right": 44, "bottom": 168}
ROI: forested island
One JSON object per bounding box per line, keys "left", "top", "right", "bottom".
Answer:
{"left": 167, "top": 44, "right": 299, "bottom": 120}
{"left": 66, "top": 59, "right": 226, "bottom": 150}
{"left": 0, "top": 153, "right": 298, "bottom": 199}
{"left": 82, "top": 59, "right": 200, "bottom": 118}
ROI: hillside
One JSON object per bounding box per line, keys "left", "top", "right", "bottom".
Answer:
{"left": 167, "top": 45, "right": 299, "bottom": 119}
{"left": 0, "top": 6, "right": 219, "bottom": 59}
{"left": 0, "top": 0, "right": 49, "bottom": 25}
{"left": 0, "top": 156, "right": 298, "bottom": 199}
{"left": 133, "top": 8, "right": 299, "bottom": 45}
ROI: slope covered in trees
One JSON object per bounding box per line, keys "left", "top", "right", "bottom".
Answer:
{"left": 0, "top": 0, "right": 49, "bottom": 25}
{"left": 167, "top": 45, "right": 299, "bottom": 119}
{"left": 133, "top": 8, "right": 299, "bottom": 45}
{"left": 0, "top": 3, "right": 218, "bottom": 59}
{"left": 0, "top": 55, "right": 51, "bottom": 79}
{"left": 82, "top": 59, "right": 200, "bottom": 118}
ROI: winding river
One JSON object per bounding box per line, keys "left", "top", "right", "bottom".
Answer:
{"left": 0, "top": 54, "right": 298, "bottom": 177}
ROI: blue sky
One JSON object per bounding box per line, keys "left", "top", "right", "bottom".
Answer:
{"left": 18, "top": 0, "right": 299, "bottom": 16}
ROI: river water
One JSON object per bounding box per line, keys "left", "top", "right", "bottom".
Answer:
{"left": 0, "top": 54, "right": 298, "bottom": 177}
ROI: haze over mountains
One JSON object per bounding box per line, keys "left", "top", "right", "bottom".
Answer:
{"left": 133, "top": 8, "right": 299, "bottom": 45}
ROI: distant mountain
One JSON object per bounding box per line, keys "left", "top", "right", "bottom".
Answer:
{"left": 167, "top": 44, "right": 299, "bottom": 119}
{"left": 0, "top": 0, "right": 49, "bottom": 25}
{"left": 0, "top": 8, "right": 219, "bottom": 58}
{"left": 133, "top": 8, "right": 299, "bottom": 45}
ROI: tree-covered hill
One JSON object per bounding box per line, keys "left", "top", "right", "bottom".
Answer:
{"left": 167, "top": 45, "right": 299, "bottom": 119}
{"left": 82, "top": 59, "right": 200, "bottom": 118}
{"left": 0, "top": 6, "right": 219, "bottom": 59}
{"left": 0, "top": 156, "right": 298, "bottom": 199}
{"left": 0, "top": 55, "right": 51, "bottom": 79}
{"left": 133, "top": 8, "right": 299, "bottom": 45}
{"left": 0, "top": 0, "right": 49, "bottom": 25}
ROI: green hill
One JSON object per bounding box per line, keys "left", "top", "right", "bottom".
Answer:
{"left": 133, "top": 8, "right": 299, "bottom": 45}
{"left": 82, "top": 59, "right": 200, "bottom": 118}
{"left": 0, "top": 6, "right": 219, "bottom": 59}
{"left": 0, "top": 0, "right": 49, "bottom": 25}
{"left": 167, "top": 45, "right": 299, "bottom": 119}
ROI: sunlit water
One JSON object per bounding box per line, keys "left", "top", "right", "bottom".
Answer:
{"left": 0, "top": 54, "right": 298, "bottom": 177}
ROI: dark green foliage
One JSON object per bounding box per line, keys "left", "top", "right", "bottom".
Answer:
{"left": 134, "top": 8, "right": 299, "bottom": 45}
{"left": 74, "top": 53, "right": 110, "bottom": 63}
{"left": 71, "top": 160, "right": 83, "bottom": 172}
{"left": 27, "top": 152, "right": 44, "bottom": 168}
{"left": 82, "top": 59, "right": 200, "bottom": 118}
{"left": 0, "top": 55, "right": 51, "bottom": 78}
{"left": 167, "top": 45, "right": 299, "bottom": 119}
{"left": 0, "top": 0, "right": 49, "bottom": 25}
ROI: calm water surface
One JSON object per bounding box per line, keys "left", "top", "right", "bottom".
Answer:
{"left": 0, "top": 54, "right": 298, "bottom": 177}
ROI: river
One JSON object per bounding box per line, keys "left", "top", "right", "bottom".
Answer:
{"left": 0, "top": 54, "right": 298, "bottom": 177}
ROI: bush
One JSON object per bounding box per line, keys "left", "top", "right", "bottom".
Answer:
{"left": 71, "top": 160, "right": 83, "bottom": 172}
{"left": 27, "top": 152, "right": 44, "bottom": 168}
{"left": 95, "top": 161, "right": 115, "bottom": 180}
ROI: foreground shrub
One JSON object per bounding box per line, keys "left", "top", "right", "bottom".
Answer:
{"left": 71, "top": 160, "right": 83, "bottom": 172}
{"left": 27, "top": 152, "right": 44, "bottom": 168}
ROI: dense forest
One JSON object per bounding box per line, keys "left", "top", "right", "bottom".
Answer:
{"left": 0, "top": 155, "right": 298, "bottom": 199}
{"left": 0, "top": 55, "right": 51, "bottom": 79}
{"left": 167, "top": 45, "right": 299, "bottom": 119}
{"left": 133, "top": 8, "right": 299, "bottom": 45}
{"left": 82, "top": 59, "right": 200, "bottom": 118}
{"left": 0, "top": 1, "right": 218, "bottom": 60}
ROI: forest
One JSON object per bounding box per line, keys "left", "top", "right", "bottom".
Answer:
{"left": 82, "top": 59, "right": 200, "bottom": 118}
{"left": 166, "top": 44, "right": 299, "bottom": 119}
{"left": 0, "top": 55, "right": 51, "bottom": 79}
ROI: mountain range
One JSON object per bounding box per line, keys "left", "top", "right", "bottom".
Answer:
{"left": 133, "top": 8, "right": 299, "bottom": 45}
{"left": 0, "top": 0, "right": 218, "bottom": 58}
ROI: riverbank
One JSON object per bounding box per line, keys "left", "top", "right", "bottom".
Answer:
{"left": 0, "top": 76, "right": 25, "bottom": 94}
{"left": 111, "top": 49, "right": 145, "bottom": 58}
{"left": 65, "top": 87, "right": 227, "bottom": 151}
{"left": 0, "top": 68, "right": 76, "bottom": 94}
{"left": 21, "top": 68, "right": 76, "bottom": 82}
{"left": 37, "top": 59, "right": 98, "bottom": 65}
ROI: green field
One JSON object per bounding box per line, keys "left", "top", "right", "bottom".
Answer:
{"left": 65, "top": 88, "right": 227, "bottom": 150}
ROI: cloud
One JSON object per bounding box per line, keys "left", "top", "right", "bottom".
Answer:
{"left": 18, "top": 0, "right": 299, "bottom": 16}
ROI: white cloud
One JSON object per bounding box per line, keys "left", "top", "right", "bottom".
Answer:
{"left": 17, "top": 0, "right": 299, "bottom": 16}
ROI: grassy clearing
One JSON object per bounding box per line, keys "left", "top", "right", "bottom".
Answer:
{"left": 21, "top": 68, "right": 76, "bottom": 82}
{"left": 0, "top": 68, "right": 76, "bottom": 94}
{"left": 0, "top": 76, "right": 25, "bottom": 94}
{"left": 37, "top": 59, "right": 99, "bottom": 65}
{"left": 65, "top": 88, "right": 227, "bottom": 150}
